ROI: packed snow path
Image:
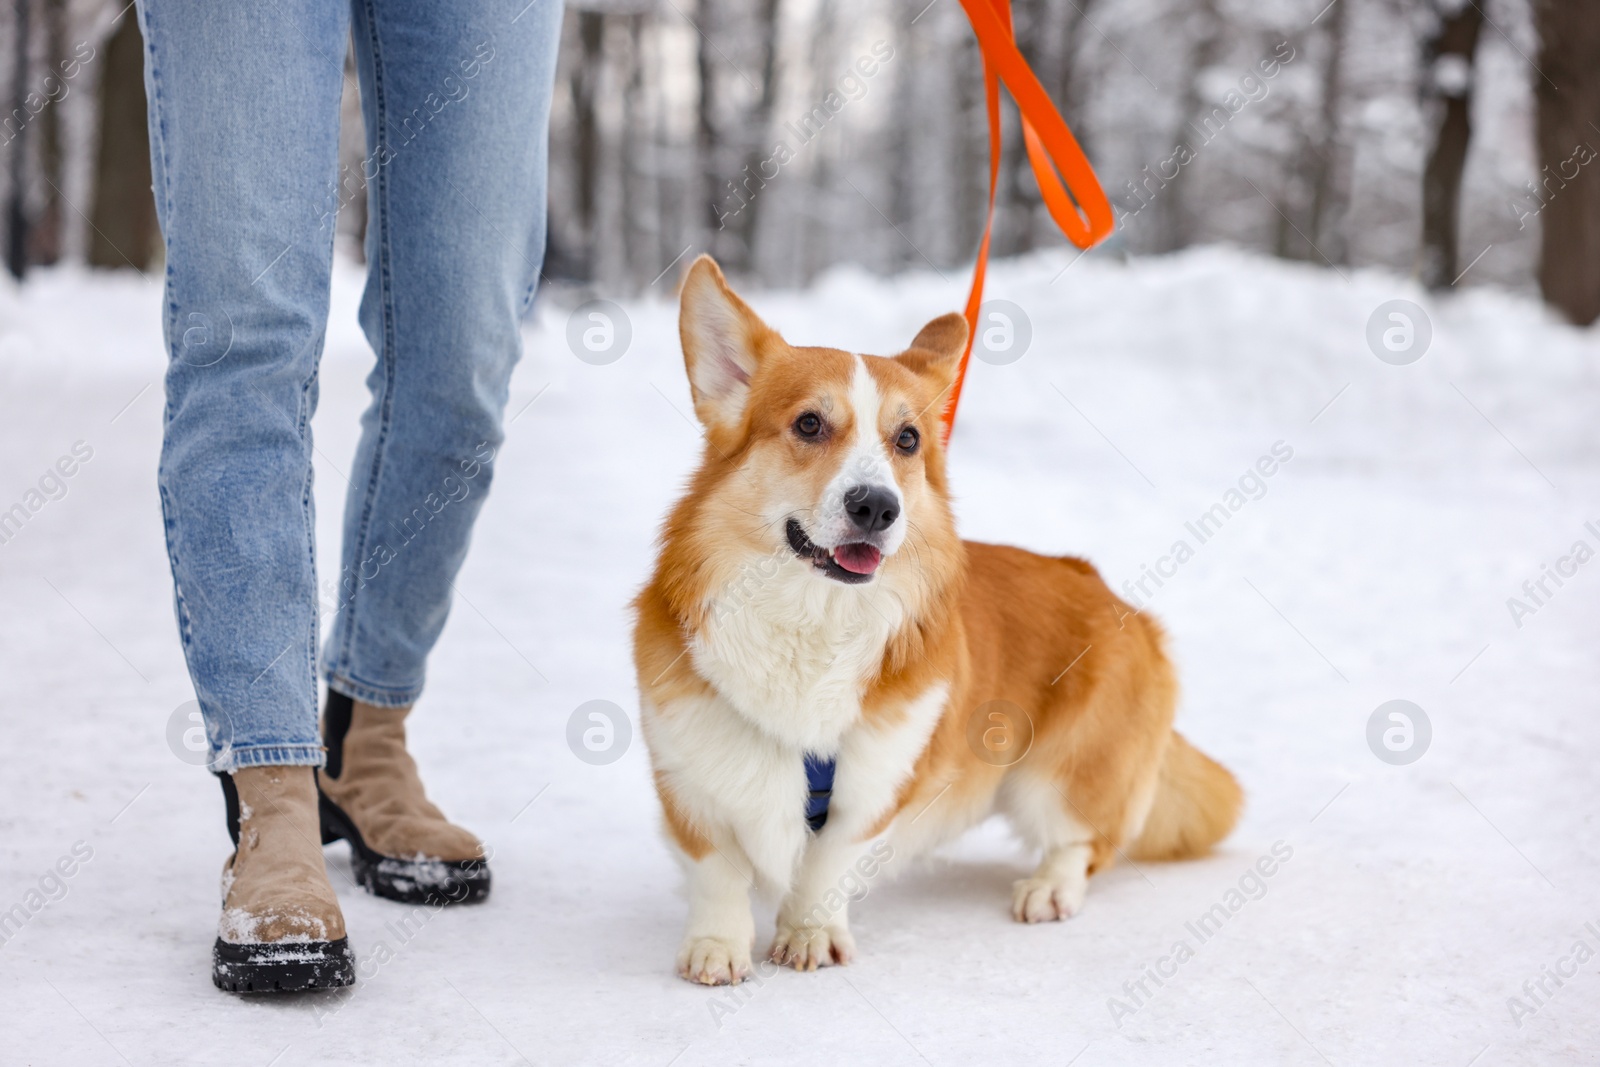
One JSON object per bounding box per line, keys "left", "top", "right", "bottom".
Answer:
{"left": 1, "top": 248, "right": 1596, "bottom": 1065}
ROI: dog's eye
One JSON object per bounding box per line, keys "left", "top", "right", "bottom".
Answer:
{"left": 896, "top": 427, "right": 920, "bottom": 454}
{"left": 794, "top": 413, "right": 823, "bottom": 438}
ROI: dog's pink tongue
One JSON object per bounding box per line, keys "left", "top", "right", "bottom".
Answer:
{"left": 833, "top": 543, "right": 882, "bottom": 575}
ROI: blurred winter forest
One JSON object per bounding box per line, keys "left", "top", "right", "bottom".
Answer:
{"left": 4, "top": 0, "right": 1599, "bottom": 321}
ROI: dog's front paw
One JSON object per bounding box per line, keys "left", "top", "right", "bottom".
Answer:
{"left": 1011, "top": 875, "right": 1087, "bottom": 923}
{"left": 677, "top": 936, "right": 752, "bottom": 985}
{"left": 769, "top": 923, "right": 855, "bottom": 971}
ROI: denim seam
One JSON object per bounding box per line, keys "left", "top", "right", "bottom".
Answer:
{"left": 157, "top": 485, "right": 192, "bottom": 653}
{"left": 140, "top": 5, "right": 182, "bottom": 364}
{"left": 299, "top": 366, "right": 320, "bottom": 723}
{"left": 303, "top": 157, "right": 343, "bottom": 713}
{"left": 332, "top": 0, "right": 400, "bottom": 687}
{"left": 142, "top": 3, "right": 195, "bottom": 671}
{"left": 325, "top": 670, "right": 422, "bottom": 709}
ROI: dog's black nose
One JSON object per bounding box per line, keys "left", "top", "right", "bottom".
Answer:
{"left": 844, "top": 485, "right": 899, "bottom": 533}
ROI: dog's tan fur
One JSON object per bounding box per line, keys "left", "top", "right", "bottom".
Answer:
{"left": 634, "top": 256, "right": 1241, "bottom": 984}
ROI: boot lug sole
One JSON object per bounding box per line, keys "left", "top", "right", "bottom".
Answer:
{"left": 318, "top": 792, "right": 491, "bottom": 906}
{"left": 212, "top": 937, "right": 355, "bottom": 993}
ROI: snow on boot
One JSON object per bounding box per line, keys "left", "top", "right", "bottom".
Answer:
{"left": 213, "top": 766, "right": 355, "bottom": 993}
{"left": 317, "top": 692, "right": 491, "bottom": 905}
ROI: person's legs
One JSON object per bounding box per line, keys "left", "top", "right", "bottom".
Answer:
{"left": 140, "top": 0, "right": 355, "bottom": 991}
{"left": 324, "top": 0, "right": 561, "bottom": 701}
{"left": 313, "top": 0, "right": 561, "bottom": 901}
{"left": 143, "top": 0, "right": 348, "bottom": 770}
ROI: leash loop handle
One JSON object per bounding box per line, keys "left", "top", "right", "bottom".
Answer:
{"left": 942, "top": 0, "right": 1115, "bottom": 441}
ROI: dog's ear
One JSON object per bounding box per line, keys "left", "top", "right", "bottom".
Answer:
{"left": 898, "top": 312, "right": 968, "bottom": 393}
{"left": 680, "top": 255, "right": 775, "bottom": 435}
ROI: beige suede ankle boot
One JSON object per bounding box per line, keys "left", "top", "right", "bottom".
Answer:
{"left": 317, "top": 692, "right": 491, "bottom": 904}
{"left": 212, "top": 765, "right": 355, "bottom": 993}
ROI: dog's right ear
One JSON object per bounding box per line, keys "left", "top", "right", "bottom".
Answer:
{"left": 680, "top": 255, "right": 773, "bottom": 437}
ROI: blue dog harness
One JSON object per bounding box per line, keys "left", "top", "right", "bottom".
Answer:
{"left": 804, "top": 753, "right": 836, "bottom": 832}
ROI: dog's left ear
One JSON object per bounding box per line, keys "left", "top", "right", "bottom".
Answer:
{"left": 897, "top": 312, "right": 968, "bottom": 394}
{"left": 680, "top": 255, "right": 776, "bottom": 437}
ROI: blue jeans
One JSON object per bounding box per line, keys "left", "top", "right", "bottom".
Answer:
{"left": 139, "top": 0, "right": 562, "bottom": 770}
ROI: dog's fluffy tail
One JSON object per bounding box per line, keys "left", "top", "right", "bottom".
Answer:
{"left": 1129, "top": 732, "right": 1242, "bottom": 861}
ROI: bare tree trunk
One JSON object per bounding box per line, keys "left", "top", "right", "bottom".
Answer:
{"left": 886, "top": 0, "right": 917, "bottom": 272}
{"left": 1273, "top": 190, "right": 1292, "bottom": 258}
{"left": 5, "top": 0, "right": 31, "bottom": 278}
{"left": 1163, "top": 0, "right": 1224, "bottom": 253}
{"left": 1532, "top": 0, "right": 1600, "bottom": 324}
{"left": 1419, "top": 0, "right": 1482, "bottom": 289}
{"left": 695, "top": 0, "right": 723, "bottom": 261}
{"left": 29, "top": 0, "right": 68, "bottom": 265}
{"left": 621, "top": 12, "right": 651, "bottom": 290}
{"left": 728, "top": 0, "right": 779, "bottom": 273}
{"left": 89, "top": 8, "right": 157, "bottom": 269}
{"left": 647, "top": 20, "right": 678, "bottom": 283}
{"left": 1306, "top": 0, "right": 1349, "bottom": 264}
{"left": 798, "top": 0, "right": 836, "bottom": 283}
{"left": 571, "top": 10, "right": 605, "bottom": 281}
{"left": 954, "top": 6, "right": 985, "bottom": 268}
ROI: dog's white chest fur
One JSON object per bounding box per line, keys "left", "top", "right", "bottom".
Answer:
{"left": 692, "top": 557, "right": 903, "bottom": 752}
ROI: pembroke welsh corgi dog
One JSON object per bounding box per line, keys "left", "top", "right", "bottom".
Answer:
{"left": 633, "top": 256, "right": 1241, "bottom": 985}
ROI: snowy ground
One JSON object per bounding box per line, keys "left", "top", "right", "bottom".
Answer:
{"left": 1, "top": 246, "right": 1597, "bottom": 1066}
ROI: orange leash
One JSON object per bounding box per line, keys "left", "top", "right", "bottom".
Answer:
{"left": 941, "top": 0, "right": 1115, "bottom": 442}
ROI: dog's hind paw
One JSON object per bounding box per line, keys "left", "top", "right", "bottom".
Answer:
{"left": 1011, "top": 874, "right": 1087, "bottom": 923}
{"left": 769, "top": 923, "right": 855, "bottom": 971}
{"left": 677, "top": 936, "right": 752, "bottom": 985}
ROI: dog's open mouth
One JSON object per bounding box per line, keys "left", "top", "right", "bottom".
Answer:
{"left": 786, "top": 519, "right": 881, "bottom": 584}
